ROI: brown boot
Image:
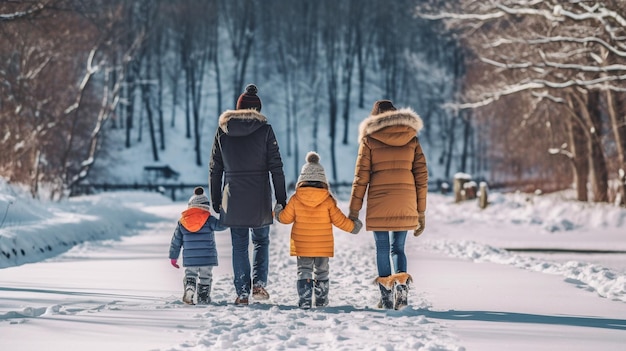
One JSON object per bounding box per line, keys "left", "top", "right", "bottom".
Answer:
{"left": 252, "top": 285, "right": 270, "bottom": 300}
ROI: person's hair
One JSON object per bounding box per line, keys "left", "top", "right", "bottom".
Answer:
{"left": 371, "top": 100, "right": 396, "bottom": 116}
{"left": 297, "top": 180, "right": 328, "bottom": 189}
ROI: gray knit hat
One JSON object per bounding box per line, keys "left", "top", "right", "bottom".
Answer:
{"left": 188, "top": 186, "right": 211, "bottom": 211}
{"left": 297, "top": 151, "right": 328, "bottom": 186}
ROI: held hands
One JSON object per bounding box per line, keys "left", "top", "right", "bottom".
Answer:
{"left": 170, "top": 259, "right": 180, "bottom": 269}
{"left": 413, "top": 212, "right": 426, "bottom": 237}
{"left": 348, "top": 210, "right": 359, "bottom": 221}
{"left": 350, "top": 218, "right": 363, "bottom": 234}
{"left": 273, "top": 203, "right": 284, "bottom": 222}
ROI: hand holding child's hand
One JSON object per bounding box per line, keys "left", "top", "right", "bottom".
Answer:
{"left": 350, "top": 218, "right": 363, "bottom": 234}
{"left": 348, "top": 210, "right": 359, "bottom": 221}
{"left": 274, "top": 203, "right": 284, "bottom": 222}
{"left": 413, "top": 212, "right": 426, "bottom": 237}
{"left": 170, "top": 259, "right": 180, "bottom": 269}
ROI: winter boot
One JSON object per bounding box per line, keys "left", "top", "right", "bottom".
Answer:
{"left": 197, "top": 283, "right": 211, "bottom": 305}
{"left": 375, "top": 276, "right": 395, "bottom": 309}
{"left": 297, "top": 279, "right": 314, "bottom": 309}
{"left": 182, "top": 277, "right": 196, "bottom": 305}
{"left": 314, "top": 279, "right": 329, "bottom": 307}
{"left": 252, "top": 284, "right": 270, "bottom": 300}
{"left": 393, "top": 272, "right": 412, "bottom": 310}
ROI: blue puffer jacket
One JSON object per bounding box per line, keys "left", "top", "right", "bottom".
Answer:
{"left": 169, "top": 208, "right": 227, "bottom": 267}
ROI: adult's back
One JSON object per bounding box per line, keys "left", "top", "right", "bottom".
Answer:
{"left": 210, "top": 109, "right": 287, "bottom": 228}
{"left": 350, "top": 107, "right": 427, "bottom": 231}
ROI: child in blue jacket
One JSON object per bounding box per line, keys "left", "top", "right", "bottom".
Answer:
{"left": 169, "top": 187, "right": 227, "bottom": 305}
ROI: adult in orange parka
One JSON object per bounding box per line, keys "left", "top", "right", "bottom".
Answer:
{"left": 274, "top": 151, "right": 362, "bottom": 309}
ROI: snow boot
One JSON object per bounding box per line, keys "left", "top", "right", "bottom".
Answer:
{"left": 182, "top": 277, "right": 196, "bottom": 305}
{"left": 314, "top": 279, "right": 329, "bottom": 307}
{"left": 297, "top": 279, "right": 314, "bottom": 309}
{"left": 375, "top": 276, "right": 395, "bottom": 309}
{"left": 197, "top": 283, "right": 211, "bottom": 305}
{"left": 393, "top": 272, "right": 412, "bottom": 310}
{"left": 252, "top": 284, "right": 270, "bottom": 300}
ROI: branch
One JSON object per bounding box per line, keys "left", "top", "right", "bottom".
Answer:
{"left": 0, "top": 2, "right": 45, "bottom": 22}
{"left": 480, "top": 56, "right": 626, "bottom": 73}
{"left": 449, "top": 74, "right": 626, "bottom": 110}
{"left": 526, "top": 36, "right": 626, "bottom": 58}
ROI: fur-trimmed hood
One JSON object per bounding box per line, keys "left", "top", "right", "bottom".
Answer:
{"left": 358, "top": 108, "right": 423, "bottom": 146}
{"left": 218, "top": 109, "right": 268, "bottom": 136}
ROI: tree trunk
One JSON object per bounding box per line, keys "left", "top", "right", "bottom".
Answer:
{"left": 569, "top": 117, "right": 589, "bottom": 202}
{"left": 587, "top": 90, "right": 609, "bottom": 202}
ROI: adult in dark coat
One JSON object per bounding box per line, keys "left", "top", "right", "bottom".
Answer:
{"left": 209, "top": 84, "right": 287, "bottom": 305}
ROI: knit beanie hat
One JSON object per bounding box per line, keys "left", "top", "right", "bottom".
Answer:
{"left": 297, "top": 151, "right": 328, "bottom": 186}
{"left": 236, "top": 84, "right": 262, "bottom": 111}
{"left": 188, "top": 186, "right": 211, "bottom": 211}
{"left": 371, "top": 99, "right": 396, "bottom": 116}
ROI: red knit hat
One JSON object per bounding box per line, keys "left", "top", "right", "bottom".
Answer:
{"left": 236, "top": 84, "right": 262, "bottom": 111}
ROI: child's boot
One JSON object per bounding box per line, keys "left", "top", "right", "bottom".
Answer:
{"left": 393, "top": 273, "right": 412, "bottom": 310}
{"left": 182, "top": 277, "right": 196, "bottom": 305}
{"left": 375, "top": 276, "right": 395, "bottom": 309}
{"left": 297, "top": 279, "right": 314, "bottom": 309}
{"left": 197, "top": 283, "right": 211, "bottom": 305}
{"left": 314, "top": 279, "right": 329, "bottom": 307}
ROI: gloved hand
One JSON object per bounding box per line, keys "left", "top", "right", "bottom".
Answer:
{"left": 348, "top": 210, "right": 359, "bottom": 221}
{"left": 350, "top": 218, "right": 363, "bottom": 234}
{"left": 413, "top": 212, "right": 426, "bottom": 237}
{"left": 274, "top": 203, "right": 284, "bottom": 222}
{"left": 170, "top": 259, "right": 180, "bottom": 269}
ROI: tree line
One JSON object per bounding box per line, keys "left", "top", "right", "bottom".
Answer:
{"left": 2, "top": 0, "right": 470, "bottom": 200}
{"left": 5, "top": 1, "right": 620, "bottom": 205}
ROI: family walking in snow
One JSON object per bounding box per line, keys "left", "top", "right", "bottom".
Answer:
{"left": 168, "top": 84, "right": 428, "bottom": 310}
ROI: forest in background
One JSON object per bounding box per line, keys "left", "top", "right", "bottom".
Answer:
{"left": 1, "top": 0, "right": 624, "bottom": 206}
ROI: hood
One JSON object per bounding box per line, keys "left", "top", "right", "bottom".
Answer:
{"left": 294, "top": 187, "right": 331, "bottom": 208}
{"left": 218, "top": 109, "right": 268, "bottom": 136}
{"left": 358, "top": 108, "right": 424, "bottom": 146}
{"left": 180, "top": 207, "right": 210, "bottom": 232}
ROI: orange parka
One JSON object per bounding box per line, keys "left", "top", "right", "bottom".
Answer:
{"left": 277, "top": 187, "right": 355, "bottom": 257}
{"left": 349, "top": 108, "right": 428, "bottom": 231}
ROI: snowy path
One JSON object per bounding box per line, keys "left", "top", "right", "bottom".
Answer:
{"left": 1, "top": 197, "right": 626, "bottom": 350}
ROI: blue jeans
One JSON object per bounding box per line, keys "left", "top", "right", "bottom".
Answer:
{"left": 230, "top": 226, "right": 270, "bottom": 298}
{"left": 373, "top": 231, "right": 407, "bottom": 277}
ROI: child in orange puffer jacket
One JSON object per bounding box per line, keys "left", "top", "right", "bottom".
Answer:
{"left": 274, "top": 151, "right": 362, "bottom": 309}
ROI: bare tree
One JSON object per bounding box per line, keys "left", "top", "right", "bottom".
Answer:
{"left": 418, "top": 0, "right": 626, "bottom": 202}
{"left": 221, "top": 0, "right": 256, "bottom": 102}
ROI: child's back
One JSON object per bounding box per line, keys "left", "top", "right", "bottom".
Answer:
{"left": 275, "top": 152, "right": 361, "bottom": 309}
{"left": 169, "top": 187, "right": 227, "bottom": 305}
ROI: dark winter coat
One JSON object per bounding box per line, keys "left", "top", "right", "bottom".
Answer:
{"left": 209, "top": 109, "right": 287, "bottom": 228}
{"left": 169, "top": 208, "right": 227, "bottom": 267}
{"left": 349, "top": 108, "right": 428, "bottom": 231}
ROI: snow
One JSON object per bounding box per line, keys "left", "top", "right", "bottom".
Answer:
{"left": 1, "top": 178, "right": 626, "bottom": 350}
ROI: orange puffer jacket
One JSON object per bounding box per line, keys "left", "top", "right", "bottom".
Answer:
{"left": 277, "top": 187, "right": 354, "bottom": 257}
{"left": 349, "top": 108, "right": 428, "bottom": 231}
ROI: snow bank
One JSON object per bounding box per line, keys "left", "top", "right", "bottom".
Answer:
{"left": 0, "top": 179, "right": 168, "bottom": 268}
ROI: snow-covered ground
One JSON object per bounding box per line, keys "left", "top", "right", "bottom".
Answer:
{"left": 1, "top": 179, "right": 626, "bottom": 351}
